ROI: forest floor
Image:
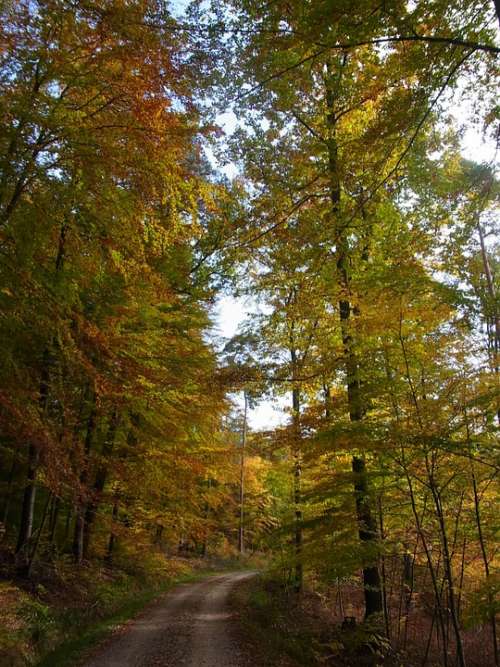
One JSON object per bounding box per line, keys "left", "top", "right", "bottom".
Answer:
{"left": 230, "top": 575, "right": 496, "bottom": 667}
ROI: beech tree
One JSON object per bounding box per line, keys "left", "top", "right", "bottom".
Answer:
{"left": 0, "top": 1, "right": 498, "bottom": 665}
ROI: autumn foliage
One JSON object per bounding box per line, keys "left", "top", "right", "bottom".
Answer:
{"left": 0, "top": 1, "right": 499, "bottom": 666}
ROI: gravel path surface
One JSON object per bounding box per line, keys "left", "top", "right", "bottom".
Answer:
{"left": 82, "top": 571, "right": 258, "bottom": 667}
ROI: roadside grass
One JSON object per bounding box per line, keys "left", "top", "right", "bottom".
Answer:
{"left": 37, "top": 584, "right": 166, "bottom": 667}
{"left": 0, "top": 551, "right": 221, "bottom": 667}
{"left": 230, "top": 576, "right": 317, "bottom": 666}
{"left": 37, "top": 569, "right": 210, "bottom": 667}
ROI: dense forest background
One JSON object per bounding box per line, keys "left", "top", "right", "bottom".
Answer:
{"left": 0, "top": 1, "right": 498, "bottom": 665}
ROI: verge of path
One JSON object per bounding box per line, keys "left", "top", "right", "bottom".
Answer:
{"left": 81, "top": 571, "right": 258, "bottom": 667}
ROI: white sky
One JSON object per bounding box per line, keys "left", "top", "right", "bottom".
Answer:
{"left": 211, "top": 296, "right": 289, "bottom": 430}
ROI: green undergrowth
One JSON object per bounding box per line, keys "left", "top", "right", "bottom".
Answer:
{"left": 231, "top": 575, "right": 318, "bottom": 666}
{"left": 231, "top": 575, "right": 398, "bottom": 667}
{"left": 0, "top": 552, "right": 220, "bottom": 667}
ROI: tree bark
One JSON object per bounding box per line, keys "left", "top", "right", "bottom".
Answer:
{"left": 493, "top": 0, "right": 500, "bottom": 27}
{"left": 16, "top": 219, "right": 69, "bottom": 561}
{"left": 72, "top": 397, "right": 97, "bottom": 564}
{"left": 238, "top": 392, "right": 248, "bottom": 555}
{"left": 291, "top": 381, "right": 303, "bottom": 593}
{"left": 324, "top": 58, "right": 382, "bottom": 618}
{"left": 352, "top": 455, "right": 383, "bottom": 617}
{"left": 106, "top": 498, "right": 119, "bottom": 562}
{"left": 2, "top": 457, "right": 17, "bottom": 533}
{"left": 15, "top": 444, "right": 40, "bottom": 555}
{"left": 465, "top": 410, "right": 498, "bottom": 666}
{"left": 27, "top": 492, "right": 51, "bottom": 577}
{"left": 16, "top": 348, "right": 50, "bottom": 558}
{"left": 83, "top": 409, "right": 119, "bottom": 558}
{"left": 477, "top": 222, "right": 500, "bottom": 422}
{"left": 428, "top": 478, "right": 466, "bottom": 667}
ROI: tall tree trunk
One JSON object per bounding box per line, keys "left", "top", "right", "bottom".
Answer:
{"left": 352, "top": 455, "right": 383, "bottom": 617}
{"left": 16, "top": 222, "right": 68, "bottom": 561}
{"left": 291, "top": 381, "right": 302, "bottom": 593}
{"left": 73, "top": 397, "right": 96, "bottom": 564}
{"left": 27, "top": 492, "right": 51, "bottom": 577}
{"left": 2, "top": 457, "right": 17, "bottom": 533}
{"left": 106, "top": 498, "right": 119, "bottom": 563}
{"left": 427, "top": 477, "right": 466, "bottom": 667}
{"left": 477, "top": 222, "right": 500, "bottom": 422}
{"left": 324, "top": 58, "right": 382, "bottom": 618}
{"left": 16, "top": 444, "right": 39, "bottom": 555}
{"left": 238, "top": 392, "right": 248, "bottom": 555}
{"left": 16, "top": 350, "right": 50, "bottom": 558}
{"left": 48, "top": 495, "right": 60, "bottom": 545}
{"left": 465, "top": 410, "right": 498, "bottom": 666}
{"left": 378, "top": 495, "right": 390, "bottom": 638}
{"left": 83, "top": 409, "right": 119, "bottom": 558}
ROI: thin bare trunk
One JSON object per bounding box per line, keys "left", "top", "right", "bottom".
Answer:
{"left": 402, "top": 459, "right": 448, "bottom": 667}
{"left": 465, "top": 410, "right": 499, "bottom": 666}
{"left": 83, "top": 409, "right": 118, "bottom": 558}
{"left": 428, "top": 479, "right": 466, "bottom": 667}
{"left": 238, "top": 392, "right": 248, "bottom": 555}
{"left": 291, "top": 375, "right": 302, "bottom": 593}
{"left": 73, "top": 397, "right": 96, "bottom": 564}
{"left": 106, "top": 498, "right": 119, "bottom": 562}
{"left": 16, "top": 350, "right": 50, "bottom": 558}
{"left": 477, "top": 222, "right": 500, "bottom": 422}
{"left": 27, "top": 492, "right": 52, "bottom": 576}
{"left": 2, "top": 457, "right": 17, "bottom": 533}
{"left": 48, "top": 495, "right": 60, "bottom": 545}
{"left": 378, "top": 496, "right": 390, "bottom": 638}
{"left": 16, "top": 444, "right": 39, "bottom": 556}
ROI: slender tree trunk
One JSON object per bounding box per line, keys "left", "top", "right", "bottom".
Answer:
{"left": 465, "top": 410, "right": 499, "bottom": 666}
{"left": 238, "top": 392, "right": 248, "bottom": 554}
{"left": 288, "top": 334, "right": 304, "bottom": 594}
{"left": 106, "top": 499, "right": 119, "bottom": 562}
{"left": 292, "top": 383, "right": 302, "bottom": 593}
{"left": 16, "top": 223, "right": 67, "bottom": 561}
{"left": 427, "top": 479, "right": 466, "bottom": 667}
{"left": 73, "top": 513, "right": 85, "bottom": 564}
{"left": 478, "top": 222, "right": 498, "bottom": 328}
{"left": 2, "top": 457, "right": 17, "bottom": 533}
{"left": 63, "top": 504, "right": 72, "bottom": 548}
{"left": 48, "top": 495, "right": 60, "bottom": 545}
{"left": 378, "top": 495, "right": 390, "bottom": 638}
{"left": 457, "top": 537, "right": 467, "bottom": 623}
{"left": 401, "top": 451, "right": 448, "bottom": 666}
{"left": 477, "top": 222, "right": 500, "bottom": 422}
{"left": 16, "top": 350, "right": 50, "bottom": 558}
{"left": 73, "top": 397, "right": 96, "bottom": 563}
{"left": 83, "top": 409, "right": 118, "bottom": 558}
{"left": 27, "top": 492, "right": 52, "bottom": 577}
{"left": 201, "top": 477, "right": 212, "bottom": 557}
{"left": 16, "top": 444, "right": 40, "bottom": 555}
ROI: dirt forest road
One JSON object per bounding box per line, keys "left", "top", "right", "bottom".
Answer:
{"left": 82, "top": 571, "right": 259, "bottom": 667}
